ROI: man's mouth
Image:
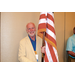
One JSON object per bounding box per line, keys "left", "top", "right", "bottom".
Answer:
{"left": 30, "top": 31, "right": 34, "bottom": 34}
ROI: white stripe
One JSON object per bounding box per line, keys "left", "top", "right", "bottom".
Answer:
{"left": 47, "top": 12, "right": 54, "bottom": 18}
{"left": 46, "top": 28, "right": 56, "bottom": 40}
{"left": 47, "top": 18, "right": 55, "bottom": 28}
{"left": 39, "top": 19, "right": 46, "bottom": 24}
{"left": 45, "top": 41, "right": 53, "bottom": 62}
{"left": 53, "top": 47, "right": 59, "bottom": 62}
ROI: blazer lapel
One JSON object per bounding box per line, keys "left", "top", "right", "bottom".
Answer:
{"left": 36, "top": 35, "right": 41, "bottom": 61}
{"left": 36, "top": 35, "right": 38, "bottom": 54}
{"left": 26, "top": 36, "right": 36, "bottom": 60}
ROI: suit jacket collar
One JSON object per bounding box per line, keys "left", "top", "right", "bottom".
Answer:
{"left": 26, "top": 35, "right": 38, "bottom": 60}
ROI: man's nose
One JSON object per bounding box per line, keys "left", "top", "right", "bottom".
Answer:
{"left": 30, "top": 28, "right": 33, "bottom": 31}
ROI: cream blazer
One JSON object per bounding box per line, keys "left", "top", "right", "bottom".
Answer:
{"left": 18, "top": 35, "right": 42, "bottom": 62}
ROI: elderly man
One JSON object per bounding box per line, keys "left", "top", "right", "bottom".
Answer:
{"left": 66, "top": 27, "right": 75, "bottom": 62}
{"left": 18, "top": 22, "right": 45, "bottom": 62}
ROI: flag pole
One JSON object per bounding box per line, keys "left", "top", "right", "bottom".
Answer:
{"left": 42, "top": 32, "right": 45, "bottom": 62}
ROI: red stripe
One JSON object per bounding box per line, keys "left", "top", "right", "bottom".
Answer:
{"left": 46, "top": 33, "right": 56, "bottom": 45}
{"left": 47, "top": 23, "right": 55, "bottom": 34}
{"left": 47, "top": 43, "right": 57, "bottom": 62}
{"left": 47, "top": 13, "right": 54, "bottom": 22}
{"left": 44, "top": 51, "right": 49, "bottom": 62}
{"left": 40, "top": 14, "right": 47, "bottom": 19}
{"left": 38, "top": 23, "right": 46, "bottom": 30}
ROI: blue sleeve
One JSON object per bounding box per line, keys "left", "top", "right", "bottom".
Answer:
{"left": 66, "top": 38, "right": 72, "bottom": 51}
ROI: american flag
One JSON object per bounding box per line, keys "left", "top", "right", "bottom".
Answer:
{"left": 38, "top": 12, "right": 59, "bottom": 62}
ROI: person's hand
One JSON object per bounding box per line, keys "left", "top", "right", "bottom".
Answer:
{"left": 41, "top": 46, "right": 46, "bottom": 53}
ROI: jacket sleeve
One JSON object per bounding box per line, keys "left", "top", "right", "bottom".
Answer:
{"left": 18, "top": 40, "right": 33, "bottom": 62}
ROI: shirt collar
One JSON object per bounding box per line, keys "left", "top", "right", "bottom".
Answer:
{"left": 28, "top": 35, "right": 36, "bottom": 41}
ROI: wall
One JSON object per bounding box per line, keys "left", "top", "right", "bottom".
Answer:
{"left": 1, "top": 12, "right": 75, "bottom": 62}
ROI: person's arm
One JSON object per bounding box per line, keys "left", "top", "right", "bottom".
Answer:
{"left": 67, "top": 51, "right": 75, "bottom": 57}
{"left": 18, "top": 41, "right": 33, "bottom": 62}
{"left": 66, "top": 38, "right": 74, "bottom": 57}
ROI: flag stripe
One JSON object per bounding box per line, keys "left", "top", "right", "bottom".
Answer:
{"left": 47, "top": 13, "right": 54, "bottom": 22}
{"left": 40, "top": 12, "right": 47, "bottom": 16}
{"left": 46, "top": 33, "right": 56, "bottom": 45}
{"left": 39, "top": 19, "right": 47, "bottom": 24}
{"left": 53, "top": 47, "right": 59, "bottom": 61}
{"left": 48, "top": 43, "right": 57, "bottom": 62}
{"left": 47, "top": 12, "right": 54, "bottom": 18}
{"left": 45, "top": 41, "right": 53, "bottom": 62}
{"left": 47, "top": 23, "right": 55, "bottom": 34}
{"left": 39, "top": 14, "right": 47, "bottom": 19}
{"left": 47, "top": 18, "right": 54, "bottom": 28}
{"left": 44, "top": 51, "right": 49, "bottom": 62}
{"left": 45, "top": 37, "right": 57, "bottom": 50}
{"left": 46, "top": 28, "right": 56, "bottom": 40}
{"left": 38, "top": 23, "right": 46, "bottom": 30}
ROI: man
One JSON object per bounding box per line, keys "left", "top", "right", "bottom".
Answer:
{"left": 66, "top": 27, "right": 75, "bottom": 62}
{"left": 18, "top": 22, "right": 45, "bottom": 62}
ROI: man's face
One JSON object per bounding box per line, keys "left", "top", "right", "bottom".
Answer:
{"left": 26, "top": 23, "right": 36, "bottom": 37}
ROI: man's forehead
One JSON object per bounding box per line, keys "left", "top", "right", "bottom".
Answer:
{"left": 27, "top": 23, "right": 35, "bottom": 27}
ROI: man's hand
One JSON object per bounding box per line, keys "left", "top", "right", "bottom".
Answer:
{"left": 41, "top": 46, "right": 46, "bottom": 53}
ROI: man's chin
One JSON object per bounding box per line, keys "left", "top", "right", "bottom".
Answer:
{"left": 28, "top": 32, "right": 36, "bottom": 37}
